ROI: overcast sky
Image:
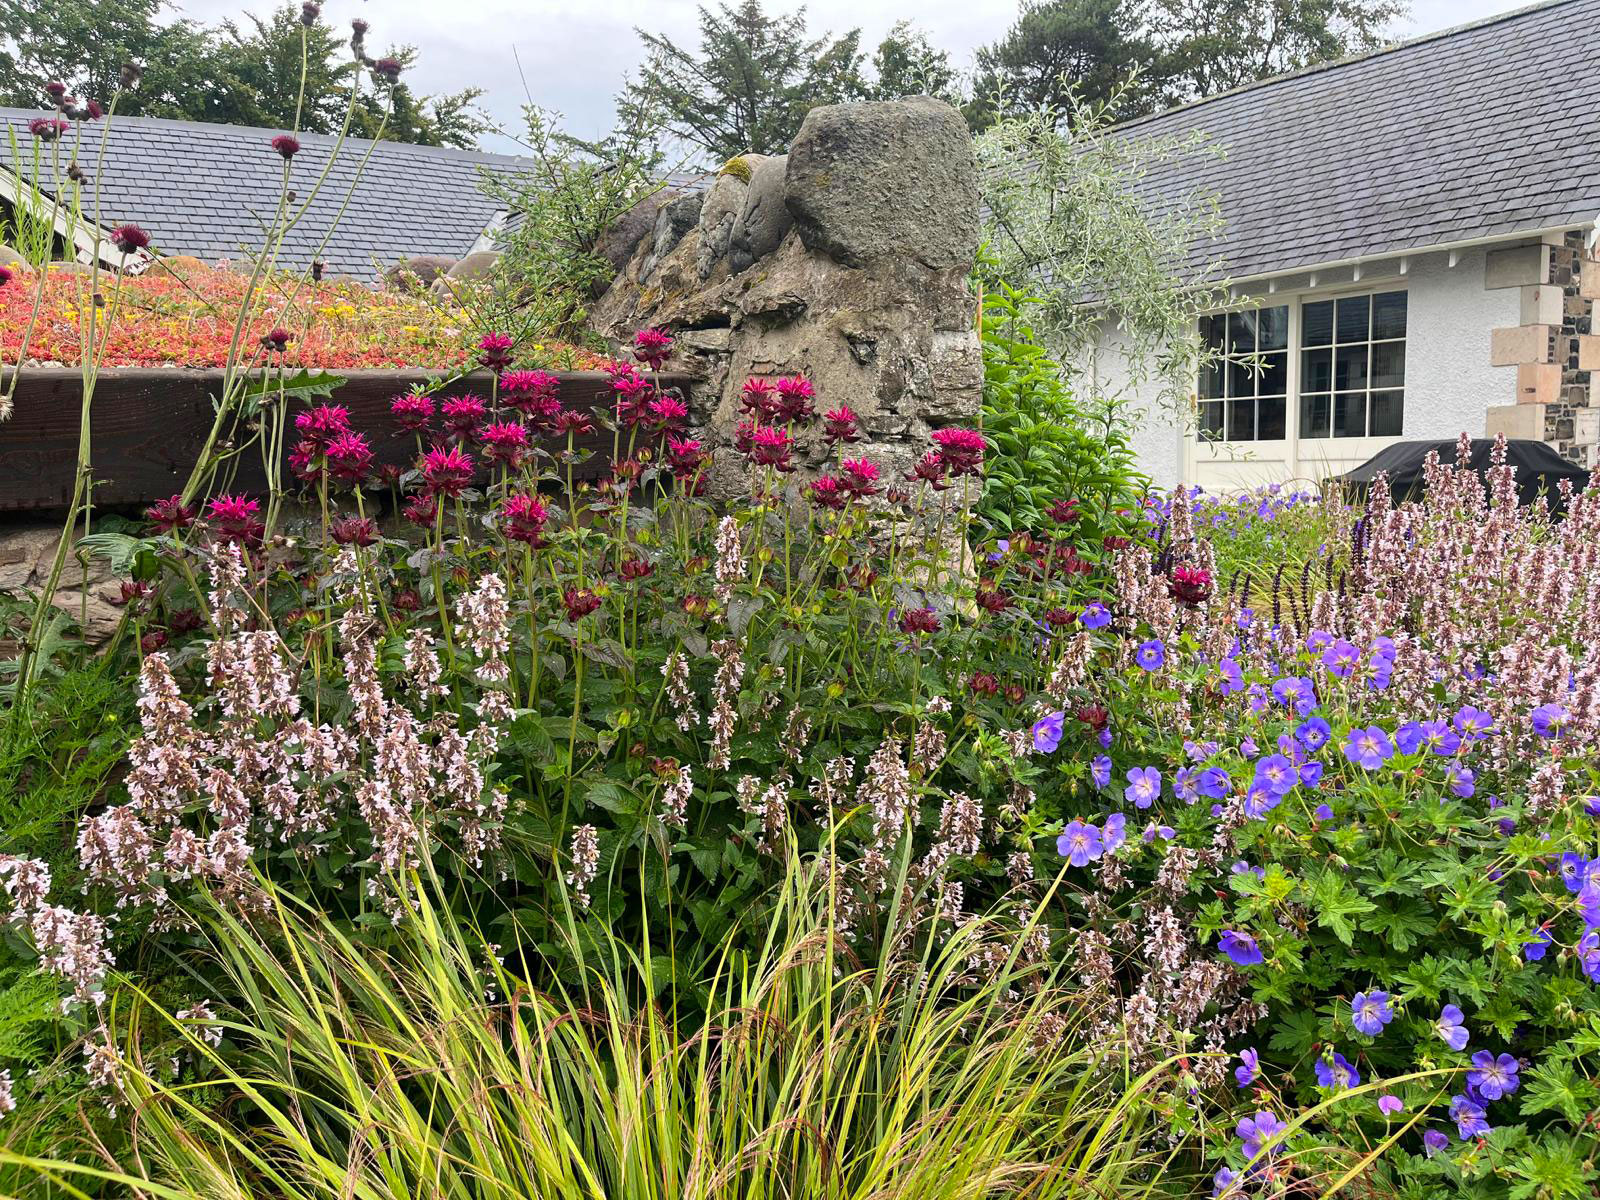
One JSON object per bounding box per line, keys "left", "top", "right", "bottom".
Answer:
{"left": 167, "top": 0, "right": 1534, "bottom": 153}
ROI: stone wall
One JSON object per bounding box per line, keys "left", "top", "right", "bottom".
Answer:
{"left": 588, "top": 96, "right": 983, "bottom": 491}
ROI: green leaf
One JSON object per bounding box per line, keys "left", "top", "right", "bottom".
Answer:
{"left": 1309, "top": 869, "right": 1376, "bottom": 947}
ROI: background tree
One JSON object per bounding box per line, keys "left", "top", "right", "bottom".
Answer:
{"left": 0, "top": 0, "right": 488, "bottom": 148}
{"left": 966, "top": 0, "right": 1156, "bottom": 131}
{"left": 868, "top": 21, "right": 963, "bottom": 106}
{"left": 1148, "top": 0, "right": 1406, "bottom": 101}
{"left": 623, "top": 0, "right": 865, "bottom": 161}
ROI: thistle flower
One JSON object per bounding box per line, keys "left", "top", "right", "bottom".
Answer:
{"left": 29, "top": 117, "right": 69, "bottom": 141}
{"left": 271, "top": 134, "right": 300, "bottom": 160}
{"left": 112, "top": 223, "right": 150, "bottom": 255}
{"left": 500, "top": 494, "right": 548, "bottom": 545}
{"left": 45, "top": 81, "right": 68, "bottom": 101}
{"left": 633, "top": 328, "right": 673, "bottom": 367}
{"left": 260, "top": 328, "right": 291, "bottom": 353}
{"left": 422, "top": 444, "right": 474, "bottom": 497}
{"left": 373, "top": 56, "right": 403, "bottom": 83}
{"left": 477, "top": 331, "right": 513, "bottom": 370}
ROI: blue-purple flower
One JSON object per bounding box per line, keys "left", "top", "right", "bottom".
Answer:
{"left": 1434, "top": 1005, "right": 1468, "bottom": 1051}
{"left": 1321, "top": 638, "right": 1360, "bottom": 678}
{"left": 1343, "top": 726, "right": 1395, "bottom": 770}
{"left": 1091, "top": 754, "right": 1112, "bottom": 789}
{"left": 1450, "top": 1094, "right": 1490, "bottom": 1140}
{"left": 1423, "top": 1129, "right": 1450, "bottom": 1156}
{"left": 1198, "top": 766, "right": 1231, "bottom": 799}
{"left": 1295, "top": 716, "right": 1331, "bottom": 752}
{"left": 1453, "top": 705, "right": 1495, "bottom": 740}
{"left": 1448, "top": 765, "right": 1475, "bottom": 798}
{"left": 1057, "top": 820, "right": 1104, "bottom": 867}
{"left": 1253, "top": 754, "right": 1296, "bottom": 796}
{"left": 1102, "top": 812, "right": 1127, "bottom": 852}
{"left": 1219, "top": 930, "right": 1264, "bottom": 966}
{"left": 1378, "top": 1094, "right": 1403, "bottom": 1117}
{"left": 1234, "top": 1047, "right": 1259, "bottom": 1088}
{"left": 1135, "top": 639, "right": 1166, "bottom": 671}
{"left": 1080, "top": 602, "right": 1112, "bottom": 630}
{"left": 1467, "top": 1051, "right": 1519, "bottom": 1101}
{"left": 1032, "top": 711, "right": 1065, "bottom": 754}
{"left": 1271, "top": 676, "right": 1317, "bottom": 713}
{"left": 1236, "top": 1109, "right": 1286, "bottom": 1160}
{"left": 1212, "top": 1166, "right": 1239, "bottom": 1198}
{"left": 1531, "top": 703, "right": 1568, "bottom": 738}
{"left": 1174, "top": 766, "right": 1199, "bottom": 804}
{"left": 1351, "top": 989, "right": 1394, "bottom": 1036}
{"left": 1559, "top": 853, "right": 1593, "bottom": 894}
{"left": 1124, "top": 766, "right": 1161, "bottom": 809}
{"left": 1219, "top": 658, "right": 1245, "bottom": 694}
{"left": 1523, "top": 928, "right": 1551, "bottom": 961}
{"left": 1313, "top": 1051, "right": 1360, "bottom": 1090}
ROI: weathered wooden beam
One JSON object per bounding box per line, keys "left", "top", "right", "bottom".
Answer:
{"left": 0, "top": 368, "right": 692, "bottom": 512}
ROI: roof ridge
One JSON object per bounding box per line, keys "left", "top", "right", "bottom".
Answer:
{"left": 1111, "top": 0, "right": 1583, "bottom": 135}
{"left": 0, "top": 106, "right": 535, "bottom": 167}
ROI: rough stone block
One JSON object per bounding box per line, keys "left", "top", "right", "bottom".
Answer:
{"left": 1579, "top": 335, "right": 1600, "bottom": 370}
{"left": 1581, "top": 259, "right": 1600, "bottom": 300}
{"left": 1577, "top": 408, "right": 1600, "bottom": 445}
{"left": 1490, "top": 325, "right": 1554, "bottom": 366}
{"left": 1516, "top": 363, "right": 1562, "bottom": 405}
{"left": 1485, "top": 244, "right": 1550, "bottom": 289}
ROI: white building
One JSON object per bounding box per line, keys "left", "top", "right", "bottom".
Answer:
{"left": 1097, "top": 0, "right": 1600, "bottom": 491}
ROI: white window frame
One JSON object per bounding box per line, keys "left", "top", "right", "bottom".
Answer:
{"left": 1186, "top": 277, "right": 1410, "bottom": 488}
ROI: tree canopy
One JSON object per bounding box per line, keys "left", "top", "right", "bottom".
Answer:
{"left": 0, "top": 0, "right": 489, "bottom": 148}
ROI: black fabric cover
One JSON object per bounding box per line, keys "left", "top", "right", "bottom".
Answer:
{"left": 1334, "top": 439, "right": 1589, "bottom": 509}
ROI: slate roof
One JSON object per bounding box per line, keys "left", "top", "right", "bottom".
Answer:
{"left": 1111, "top": 0, "right": 1600, "bottom": 281}
{"left": 0, "top": 110, "right": 532, "bottom": 279}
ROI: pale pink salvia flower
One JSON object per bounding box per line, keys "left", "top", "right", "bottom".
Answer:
{"left": 0, "top": 1069, "right": 13, "bottom": 1118}
{"left": 661, "top": 650, "right": 697, "bottom": 731}
{"left": 713, "top": 515, "right": 745, "bottom": 609}
{"left": 660, "top": 763, "right": 694, "bottom": 830}
{"left": 0, "top": 856, "right": 51, "bottom": 912}
{"left": 83, "top": 1031, "right": 125, "bottom": 1107}
{"left": 29, "top": 904, "right": 114, "bottom": 1009}
{"left": 567, "top": 824, "right": 599, "bottom": 908}
{"left": 404, "top": 630, "right": 448, "bottom": 699}
{"left": 457, "top": 574, "right": 511, "bottom": 683}
{"left": 176, "top": 999, "right": 223, "bottom": 1048}
{"left": 859, "top": 737, "right": 913, "bottom": 851}
{"left": 707, "top": 638, "right": 745, "bottom": 770}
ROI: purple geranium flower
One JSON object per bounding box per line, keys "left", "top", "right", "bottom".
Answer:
{"left": 1423, "top": 1129, "right": 1450, "bottom": 1156}
{"left": 1321, "top": 638, "right": 1360, "bottom": 678}
{"left": 1448, "top": 766, "right": 1475, "bottom": 798}
{"left": 1531, "top": 703, "right": 1568, "bottom": 738}
{"left": 1434, "top": 1005, "right": 1468, "bottom": 1051}
{"left": 1174, "top": 766, "right": 1199, "bottom": 804}
{"left": 1253, "top": 754, "right": 1297, "bottom": 796}
{"left": 1314, "top": 1051, "right": 1360, "bottom": 1090}
{"left": 1057, "top": 820, "right": 1104, "bottom": 867}
{"left": 1124, "top": 766, "right": 1161, "bottom": 809}
{"left": 1031, "top": 711, "right": 1065, "bottom": 754}
{"left": 1300, "top": 761, "right": 1325, "bottom": 787}
{"left": 1102, "top": 812, "right": 1127, "bottom": 853}
{"left": 1314, "top": 803, "right": 1335, "bottom": 820}
{"left": 1523, "top": 928, "right": 1551, "bottom": 961}
{"left": 1395, "top": 721, "right": 1426, "bottom": 755}
{"left": 1234, "top": 1047, "right": 1259, "bottom": 1088}
{"left": 1378, "top": 1094, "right": 1403, "bottom": 1116}
{"left": 1091, "top": 754, "right": 1112, "bottom": 790}
{"left": 1198, "top": 766, "right": 1231, "bottom": 799}
{"left": 1450, "top": 1094, "right": 1490, "bottom": 1140}
{"left": 1080, "top": 602, "right": 1112, "bottom": 630}
{"left": 1242, "top": 785, "right": 1282, "bottom": 820}
{"left": 1219, "top": 930, "right": 1264, "bottom": 966}
{"left": 1295, "top": 716, "right": 1331, "bottom": 752}
{"left": 1343, "top": 726, "right": 1395, "bottom": 770}
{"left": 1135, "top": 639, "right": 1166, "bottom": 671}
{"left": 1271, "top": 676, "right": 1317, "bottom": 713}
{"left": 1219, "top": 658, "right": 1245, "bottom": 694}
{"left": 1453, "top": 705, "right": 1495, "bottom": 740}
{"left": 1467, "top": 1052, "right": 1519, "bottom": 1101}
{"left": 1236, "top": 1109, "right": 1286, "bottom": 1160}
{"left": 1351, "top": 989, "right": 1394, "bottom": 1036}
{"left": 1212, "top": 1166, "right": 1239, "bottom": 1198}
{"left": 1559, "top": 852, "right": 1592, "bottom": 894}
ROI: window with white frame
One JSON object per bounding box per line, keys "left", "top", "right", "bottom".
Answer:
{"left": 1298, "top": 290, "right": 1407, "bottom": 439}
{"left": 1196, "top": 290, "right": 1408, "bottom": 444}
{"left": 1197, "top": 305, "right": 1289, "bottom": 441}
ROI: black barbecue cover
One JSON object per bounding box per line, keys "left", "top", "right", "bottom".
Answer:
{"left": 1335, "top": 439, "right": 1589, "bottom": 509}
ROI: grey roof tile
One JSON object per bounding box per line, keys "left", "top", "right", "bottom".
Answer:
{"left": 1110, "top": 0, "right": 1600, "bottom": 280}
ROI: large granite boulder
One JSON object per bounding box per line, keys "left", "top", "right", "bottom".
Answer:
{"left": 728, "top": 154, "right": 792, "bottom": 274}
{"left": 386, "top": 254, "right": 456, "bottom": 292}
{"left": 785, "top": 96, "right": 980, "bottom": 271}
{"left": 695, "top": 164, "right": 757, "bottom": 280}
{"left": 647, "top": 192, "right": 705, "bottom": 275}
{"left": 445, "top": 250, "right": 501, "bottom": 282}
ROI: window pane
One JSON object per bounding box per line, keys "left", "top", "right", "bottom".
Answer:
{"left": 1199, "top": 401, "right": 1224, "bottom": 439}
{"left": 1227, "top": 357, "right": 1255, "bottom": 398}
{"left": 1371, "top": 341, "right": 1405, "bottom": 389}
{"left": 1372, "top": 291, "right": 1407, "bottom": 340}
{"left": 1258, "top": 306, "right": 1289, "bottom": 351}
{"left": 1302, "top": 347, "right": 1332, "bottom": 393}
{"left": 1334, "top": 391, "right": 1366, "bottom": 437}
{"left": 1199, "top": 314, "right": 1226, "bottom": 354}
{"left": 1227, "top": 310, "right": 1258, "bottom": 354}
{"left": 1336, "top": 296, "right": 1371, "bottom": 343}
{"left": 1227, "top": 399, "right": 1255, "bottom": 441}
{"left": 1335, "top": 345, "right": 1369, "bottom": 392}
{"left": 1258, "top": 351, "right": 1288, "bottom": 397}
{"left": 1300, "top": 393, "right": 1331, "bottom": 439}
{"left": 1257, "top": 397, "right": 1286, "bottom": 441}
{"left": 1369, "top": 390, "right": 1404, "bottom": 437}
{"left": 1303, "top": 301, "right": 1334, "bottom": 346}
{"left": 1198, "top": 358, "right": 1224, "bottom": 400}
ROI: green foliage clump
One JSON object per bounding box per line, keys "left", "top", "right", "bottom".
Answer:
{"left": 978, "top": 274, "right": 1146, "bottom": 536}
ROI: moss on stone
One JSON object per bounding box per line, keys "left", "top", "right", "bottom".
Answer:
{"left": 719, "top": 156, "right": 753, "bottom": 182}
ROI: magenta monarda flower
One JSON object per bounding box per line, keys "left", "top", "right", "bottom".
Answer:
{"left": 0, "top": 265, "right": 12, "bottom": 288}
{"left": 324, "top": 430, "right": 373, "bottom": 482}
{"left": 555, "top": 408, "right": 595, "bottom": 436}
{"left": 612, "top": 373, "right": 654, "bottom": 428}
{"left": 294, "top": 402, "right": 351, "bottom": 445}
{"left": 204, "top": 493, "right": 263, "bottom": 543}
{"left": 647, "top": 395, "right": 688, "bottom": 430}
{"left": 29, "top": 117, "right": 69, "bottom": 141}
{"left": 422, "top": 444, "right": 474, "bottom": 497}
{"left": 330, "top": 515, "right": 379, "bottom": 545}
{"left": 667, "top": 436, "right": 705, "bottom": 475}
{"left": 478, "top": 420, "right": 530, "bottom": 466}
{"left": 807, "top": 475, "right": 846, "bottom": 509}
{"left": 739, "top": 377, "right": 780, "bottom": 420}
{"left": 440, "top": 395, "right": 488, "bottom": 438}
{"left": 930, "top": 427, "right": 985, "bottom": 476}
{"left": 747, "top": 426, "right": 794, "bottom": 472}
{"left": 773, "top": 375, "right": 816, "bottom": 425}
{"left": 1168, "top": 564, "right": 1213, "bottom": 606}
{"left": 898, "top": 608, "right": 939, "bottom": 635}
{"left": 500, "top": 369, "right": 560, "bottom": 416}
{"left": 906, "top": 450, "right": 950, "bottom": 490}
{"left": 477, "top": 332, "right": 513, "bottom": 370}
{"left": 144, "top": 494, "right": 195, "bottom": 533}
{"left": 271, "top": 134, "right": 300, "bottom": 160}
{"left": 111, "top": 223, "right": 150, "bottom": 255}
{"left": 840, "top": 457, "right": 880, "bottom": 497}
{"left": 390, "top": 393, "right": 434, "bottom": 433}
{"left": 633, "top": 328, "right": 673, "bottom": 367}
{"left": 822, "top": 404, "right": 860, "bottom": 444}
{"left": 288, "top": 439, "right": 320, "bottom": 483}
{"left": 500, "top": 494, "right": 548, "bottom": 545}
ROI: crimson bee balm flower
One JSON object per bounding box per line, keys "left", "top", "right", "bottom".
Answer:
{"left": 389, "top": 393, "right": 434, "bottom": 433}
{"left": 929, "top": 427, "right": 985, "bottom": 476}
{"left": 112, "top": 224, "right": 150, "bottom": 255}
{"left": 145, "top": 494, "right": 195, "bottom": 533}
{"left": 898, "top": 608, "right": 940, "bottom": 635}
{"left": 330, "top": 515, "right": 379, "bottom": 546}
{"left": 633, "top": 328, "right": 673, "bottom": 367}
{"left": 478, "top": 421, "right": 530, "bottom": 467}
{"left": 204, "top": 493, "right": 263, "bottom": 543}
{"left": 822, "top": 405, "right": 860, "bottom": 444}
{"left": 477, "top": 332, "right": 513, "bottom": 370}
{"left": 271, "top": 134, "right": 300, "bottom": 160}
{"left": 422, "top": 445, "right": 475, "bottom": 497}
{"left": 1168, "top": 564, "right": 1213, "bottom": 606}
{"left": 564, "top": 588, "right": 601, "bottom": 620}
{"left": 500, "top": 494, "right": 549, "bottom": 545}
{"left": 324, "top": 430, "right": 373, "bottom": 483}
